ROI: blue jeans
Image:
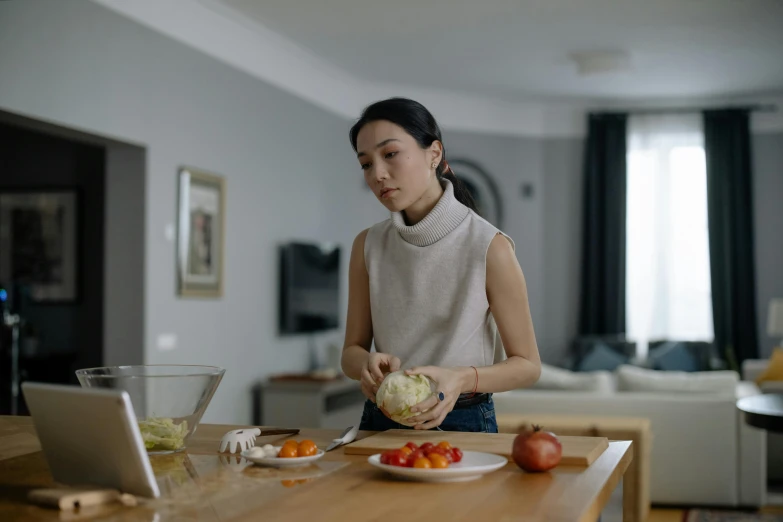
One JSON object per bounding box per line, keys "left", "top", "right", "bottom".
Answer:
{"left": 359, "top": 396, "right": 498, "bottom": 433}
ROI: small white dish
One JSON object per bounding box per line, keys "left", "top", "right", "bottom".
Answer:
{"left": 241, "top": 448, "right": 326, "bottom": 468}
{"left": 367, "top": 451, "right": 508, "bottom": 483}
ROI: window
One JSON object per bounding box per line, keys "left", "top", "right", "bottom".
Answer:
{"left": 626, "top": 115, "right": 714, "bottom": 359}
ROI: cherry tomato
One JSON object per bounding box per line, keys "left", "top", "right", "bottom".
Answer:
{"left": 281, "top": 479, "right": 296, "bottom": 488}
{"left": 405, "top": 442, "right": 419, "bottom": 451}
{"left": 450, "top": 447, "right": 463, "bottom": 463}
{"left": 420, "top": 442, "right": 435, "bottom": 453}
{"left": 408, "top": 449, "right": 425, "bottom": 460}
{"left": 278, "top": 445, "right": 298, "bottom": 458}
{"left": 399, "top": 446, "right": 413, "bottom": 457}
{"left": 437, "top": 441, "right": 452, "bottom": 450}
{"left": 298, "top": 440, "right": 318, "bottom": 457}
{"left": 282, "top": 440, "right": 298, "bottom": 450}
{"left": 380, "top": 450, "right": 393, "bottom": 465}
{"left": 406, "top": 449, "right": 425, "bottom": 467}
{"left": 388, "top": 450, "right": 408, "bottom": 467}
{"left": 427, "top": 447, "right": 448, "bottom": 458}
{"left": 413, "top": 457, "right": 433, "bottom": 469}
{"left": 429, "top": 454, "right": 449, "bottom": 469}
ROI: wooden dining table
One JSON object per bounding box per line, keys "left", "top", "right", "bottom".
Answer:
{"left": 0, "top": 415, "right": 634, "bottom": 522}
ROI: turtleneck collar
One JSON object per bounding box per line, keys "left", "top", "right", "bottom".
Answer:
{"left": 390, "top": 179, "right": 470, "bottom": 247}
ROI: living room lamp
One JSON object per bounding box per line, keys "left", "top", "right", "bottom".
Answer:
{"left": 768, "top": 298, "right": 783, "bottom": 347}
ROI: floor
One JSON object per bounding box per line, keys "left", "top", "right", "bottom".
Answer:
{"left": 648, "top": 506, "right": 783, "bottom": 521}
{"left": 647, "top": 483, "right": 783, "bottom": 521}
{"left": 601, "top": 481, "right": 783, "bottom": 522}
{"left": 648, "top": 510, "right": 684, "bottom": 522}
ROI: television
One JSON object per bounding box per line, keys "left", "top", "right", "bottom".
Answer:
{"left": 279, "top": 242, "right": 340, "bottom": 334}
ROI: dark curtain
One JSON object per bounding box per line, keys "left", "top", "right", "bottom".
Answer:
{"left": 704, "top": 109, "right": 759, "bottom": 367}
{"left": 578, "top": 113, "right": 628, "bottom": 336}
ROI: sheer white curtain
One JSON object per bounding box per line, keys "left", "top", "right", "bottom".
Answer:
{"left": 626, "top": 114, "right": 714, "bottom": 359}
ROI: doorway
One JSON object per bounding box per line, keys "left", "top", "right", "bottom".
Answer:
{"left": 0, "top": 111, "right": 146, "bottom": 415}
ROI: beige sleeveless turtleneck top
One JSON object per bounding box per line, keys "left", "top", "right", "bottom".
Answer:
{"left": 364, "top": 179, "right": 513, "bottom": 369}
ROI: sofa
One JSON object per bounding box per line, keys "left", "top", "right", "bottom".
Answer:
{"left": 493, "top": 364, "right": 767, "bottom": 508}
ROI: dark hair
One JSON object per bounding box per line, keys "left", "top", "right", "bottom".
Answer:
{"left": 349, "top": 97, "right": 477, "bottom": 212}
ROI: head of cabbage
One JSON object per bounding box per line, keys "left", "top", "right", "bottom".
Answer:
{"left": 375, "top": 370, "right": 435, "bottom": 426}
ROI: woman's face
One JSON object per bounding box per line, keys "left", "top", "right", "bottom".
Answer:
{"left": 356, "top": 120, "right": 441, "bottom": 212}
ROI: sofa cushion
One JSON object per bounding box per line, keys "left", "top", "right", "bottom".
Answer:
{"left": 648, "top": 341, "right": 712, "bottom": 372}
{"left": 616, "top": 364, "right": 738, "bottom": 394}
{"left": 577, "top": 342, "right": 630, "bottom": 372}
{"left": 533, "top": 364, "right": 614, "bottom": 393}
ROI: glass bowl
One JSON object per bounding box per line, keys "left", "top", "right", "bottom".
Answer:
{"left": 75, "top": 365, "right": 225, "bottom": 454}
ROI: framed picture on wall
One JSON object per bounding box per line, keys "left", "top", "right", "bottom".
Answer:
{"left": 0, "top": 191, "right": 79, "bottom": 303}
{"left": 176, "top": 167, "right": 225, "bottom": 298}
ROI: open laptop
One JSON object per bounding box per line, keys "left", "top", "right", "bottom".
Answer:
{"left": 21, "top": 382, "right": 160, "bottom": 498}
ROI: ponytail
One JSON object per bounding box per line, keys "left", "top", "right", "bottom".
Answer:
{"left": 438, "top": 160, "right": 478, "bottom": 213}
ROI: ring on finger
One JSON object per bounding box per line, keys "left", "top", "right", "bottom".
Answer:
{"left": 436, "top": 391, "right": 445, "bottom": 403}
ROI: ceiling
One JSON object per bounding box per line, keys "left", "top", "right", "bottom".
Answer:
{"left": 218, "top": 0, "right": 783, "bottom": 102}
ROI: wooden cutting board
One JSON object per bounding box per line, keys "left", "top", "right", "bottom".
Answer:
{"left": 345, "top": 430, "right": 609, "bottom": 466}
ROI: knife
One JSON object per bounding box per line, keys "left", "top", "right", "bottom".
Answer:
{"left": 326, "top": 425, "right": 359, "bottom": 452}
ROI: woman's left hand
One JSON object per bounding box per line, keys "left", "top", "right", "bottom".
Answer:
{"left": 404, "top": 366, "right": 466, "bottom": 430}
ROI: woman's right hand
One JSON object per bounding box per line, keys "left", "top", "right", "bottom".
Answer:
{"left": 361, "top": 353, "right": 401, "bottom": 402}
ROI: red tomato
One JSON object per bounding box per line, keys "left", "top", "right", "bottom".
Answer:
{"left": 380, "top": 450, "right": 393, "bottom": 465}
{"left": 406, "top": 449, "right": 425, "bottom": 467}
{"left": 405, "top": 442, "right": 419, "bottom": 451}
{"left": 420, "top": 442, "right": 435, "bottom": 453}
{"left": 450, "top": 447, "right": 463, "bottom": 463}
{"left": 388, "top": 450, "right": 408, "bottom": 467}
{"left": 427, "top": 447, "right": 448, "bottom": 457}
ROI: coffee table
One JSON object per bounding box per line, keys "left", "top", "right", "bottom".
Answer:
{"left": 737, "top": 394, "right": 783, "bottom": 433}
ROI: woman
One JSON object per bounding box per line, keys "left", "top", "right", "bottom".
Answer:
{"left": 341, "top": 98, "right": 541, "bottom": 433}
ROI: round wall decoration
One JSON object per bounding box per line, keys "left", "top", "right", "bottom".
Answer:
{"left": 449, "top": 158, "right": 504, "bottom": 229}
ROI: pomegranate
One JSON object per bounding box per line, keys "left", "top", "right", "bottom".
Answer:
{"left": 512, "top": 425, "right": 562, "bottom": 472}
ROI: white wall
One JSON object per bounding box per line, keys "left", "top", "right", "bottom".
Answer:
{"left": 753, "top": 132, "right": 783, "bottom": 359}
{"left": 0, "top": 0, "right": 383, "bottom": 423}
{"left": 540, "top": 138, "right": 585, "bottom": 365}
{"left": 104, "top": 144, "right": 146, "bottom": 367}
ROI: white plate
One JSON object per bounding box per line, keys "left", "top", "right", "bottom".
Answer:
{"left": 241, "top": 449, "right": 325, "bottom": 468}
{"left": 368, "top": 451, "right": 508, "bottom": 483}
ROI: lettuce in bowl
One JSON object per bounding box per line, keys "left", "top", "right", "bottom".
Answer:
{"left": 138, "top": 417, "right": 189, "bottom": 452}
